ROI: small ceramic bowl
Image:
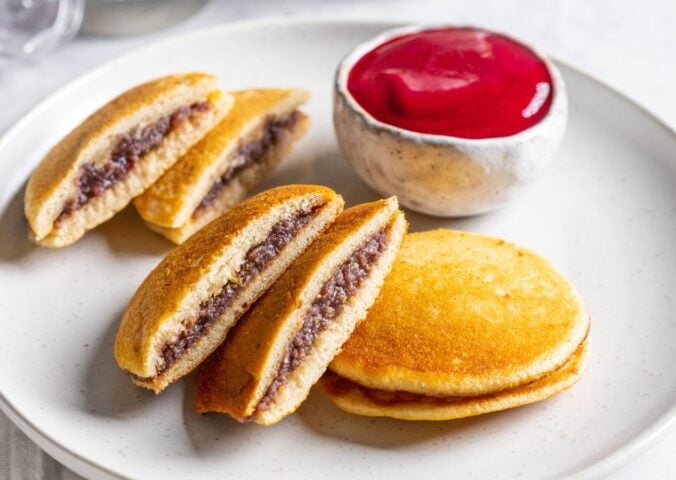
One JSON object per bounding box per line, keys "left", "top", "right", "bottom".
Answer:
{"left": 333, "top": 25, "right": 568, "bottom": 217}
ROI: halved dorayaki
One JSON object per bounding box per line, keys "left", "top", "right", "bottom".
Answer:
{"left": 134, "top": 88, "right": 310, "bottom": 244}
{"left": 25, "top": 73, "right": 232, "bottom": 247}
{"left": 194, "top": 197, "right": 407, "bottom": 425}
{"left": 114, "top": 185, "right": 343, "bottom": 393}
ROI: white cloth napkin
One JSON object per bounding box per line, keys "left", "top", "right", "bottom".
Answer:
{"left": 0, "top": 415, "right": 83, "bottom": 480}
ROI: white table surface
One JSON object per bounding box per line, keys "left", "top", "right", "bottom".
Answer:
{"left": 1, "top": 1, "right": 674, "bottom": 478}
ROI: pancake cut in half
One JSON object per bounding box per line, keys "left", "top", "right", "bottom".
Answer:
{"left": 134, "top": 88, "right": 311, "bottom": 244}
{"left": 25, "top": 73, "right": 232, "bottom": 247}
{"left": 194, "top": 197, "right": 407, "bottom": 425}
{"left": 322, "top": 229, "right": 590, "bottom": 420}
{"left": 114, "top": 185, "right": 343, "bottom": 393}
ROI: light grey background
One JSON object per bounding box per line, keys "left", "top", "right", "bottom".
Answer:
{"left": 1, "top": 0, "right": 674, "bottom": 478}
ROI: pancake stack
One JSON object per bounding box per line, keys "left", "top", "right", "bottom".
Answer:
{"left": 321, "top": 229, "right": 590, "bottom": 421}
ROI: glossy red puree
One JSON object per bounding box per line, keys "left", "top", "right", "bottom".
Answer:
{"left": 347, "top": 27, "right": 553, "bottom": 139}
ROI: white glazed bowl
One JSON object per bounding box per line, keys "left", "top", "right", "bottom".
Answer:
{"left": 334, "top": 25, "right": 568, "bottom": 217}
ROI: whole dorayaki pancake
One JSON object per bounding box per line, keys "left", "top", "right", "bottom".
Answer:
{"left": 320, "top": 337, "right": 589, "bottom": 421}
{"left": 329, "top": 229, "right": 590, "bottom": 398}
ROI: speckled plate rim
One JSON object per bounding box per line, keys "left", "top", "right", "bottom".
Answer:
{"left": 0, "top": 15, "right": 674, "bottom": 480}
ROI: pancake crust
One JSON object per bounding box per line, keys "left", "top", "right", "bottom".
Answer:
{"left": 320, "top": 338, "right": 589, "bottom": 421}
{"left": 134, "top": 88, "right": 310, "bottom": 230}
{"left": 330, "top": 229, "right": 590, "bottom": 397}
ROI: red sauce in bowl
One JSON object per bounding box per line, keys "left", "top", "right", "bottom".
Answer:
{"left": 347, "top": 27, "right": 554, "bottom": 139}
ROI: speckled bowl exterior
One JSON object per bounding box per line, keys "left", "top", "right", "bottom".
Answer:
{"left": 334, "top": 25, "right": 568, "bottom": 217}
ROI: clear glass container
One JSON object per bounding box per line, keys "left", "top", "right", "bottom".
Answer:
{"left": 0, "top": 0, "right": 84, "bottom": 58}
{"left": 81, "top": 0, "right": 208, "bottom": 36}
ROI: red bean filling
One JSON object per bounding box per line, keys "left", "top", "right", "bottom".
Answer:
{"left": 55, "top": 101, "right": 211, "bottom": 225}
{"left": 256, "top": 228, "right": 388, "bottom": 412}
{"left": 322, "top": 371, "right": 465, "bottom": 407}
{"left": 192, "top": 111, "right": 300, "bottom": 217}
{"left": 155, "top": 206, "right": 319, "bottom": 376}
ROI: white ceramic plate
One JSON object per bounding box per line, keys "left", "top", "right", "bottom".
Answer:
{"left": 0, "top": 18, "right": 675, "bottom": 480}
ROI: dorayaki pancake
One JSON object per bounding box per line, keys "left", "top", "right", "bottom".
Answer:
{"left": 115, "top": 184, "right": 343, "bottom": 393}
{"left": 194, "top": 197, "right": 407, "bottom": 425}
{"left": 134, "top": 88, "right": 310, "bottom": 244}
{"left": 25, "top": 73, "right": 232, "bottom": 247}
{"left": 320, "top": 337, "right": 589, "bottom": 421}
{"left": 329, "top": 229, "right": 590, "bottom": 398}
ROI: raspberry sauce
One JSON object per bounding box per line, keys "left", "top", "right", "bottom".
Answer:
{"left": 347, "top": 27, "right": 553, "bottom": 139}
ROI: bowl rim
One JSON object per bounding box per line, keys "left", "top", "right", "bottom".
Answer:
{"left": 334, "top": 23, "right": 568, "bottom": 147}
